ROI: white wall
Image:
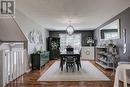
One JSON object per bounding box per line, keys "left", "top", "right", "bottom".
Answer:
{"left": 15, "top": 9, "right": 49, "bottom": 54}
{"left": 0, "top": 9, "right": 49, "bottom": 86}
{"left": 0, "top": 18, "right": 27, "bottom": 42}
{"left": 14, "top": 9, "right": 49, "bottom": 70}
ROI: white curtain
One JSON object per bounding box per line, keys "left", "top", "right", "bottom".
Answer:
{"left": 59, "top": 34, "right": 81, "bottom": 52}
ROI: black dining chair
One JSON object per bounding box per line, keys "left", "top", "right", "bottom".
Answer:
{"left": 66, "top": 56, "right": 76, "bottom": 72}
{"left": 60, "top": 56, "right": 66, "bottom": 71}
{"left": 60, "top": 47, "right": 74, "bottom": 71}
{"left": 75, "top": 49, "right": 82, "bottom": 71}
{"left": 66, "top": 48, "right": 74, "bottom": 53}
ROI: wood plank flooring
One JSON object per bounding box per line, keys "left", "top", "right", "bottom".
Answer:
{"left": 5, "top": 60, "right": 130, "bottom": 87}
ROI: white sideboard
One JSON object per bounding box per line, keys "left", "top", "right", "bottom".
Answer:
{"left": 81, "top": 46, "right": 94, "bottom": 60}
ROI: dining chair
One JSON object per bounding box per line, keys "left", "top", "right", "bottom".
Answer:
{"left": 60, "top": 55, "right": 66, "bottom": 71}
{"left": 66, "top": 48, "right": 74, "bottom": 53}
{"left": 66, "top": 56, "right": 76, "bottom": 72}
{"left": 75, "top": 49, "right": 82, "bottom": 71}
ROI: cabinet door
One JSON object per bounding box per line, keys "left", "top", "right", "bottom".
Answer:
{"left": 31, "top": 54, "right": 40, "bottom": 69}
{"left": 50, "top": 38, "right": 60, "bottom": 50}
{"left": 48, "top": 37, "right": 60, "bottom": 59}
{"left": 81, "top": 47, "right": 94, "bottom": 60}
{"left": 50, "top": 50, "right": 60, "bottom": 60}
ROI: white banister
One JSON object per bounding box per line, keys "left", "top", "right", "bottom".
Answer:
{"left": 2, "top": 48, "right": 27, "bottom": 87}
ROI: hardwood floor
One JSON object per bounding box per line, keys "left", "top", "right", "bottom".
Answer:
{"left": 5, "top": 60, "right": 130, "bottom": 87}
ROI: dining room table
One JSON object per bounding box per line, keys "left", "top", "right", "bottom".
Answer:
{"left": 60, "top": 51, "right": 81, "bottom": 71}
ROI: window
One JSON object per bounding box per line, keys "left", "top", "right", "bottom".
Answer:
{"left": 59, "top": 34, "right": 81, "bottom": 52}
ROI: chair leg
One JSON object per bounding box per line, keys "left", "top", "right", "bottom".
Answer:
{"left": 60, "top": 59, "right": 64, "bottom": 71}
{"left": 76, "top": 63, "right": 80, "bottom": 71}
{"left": 123, "top": 69, "right": 127, "bottom": 87}
{"left": 72, "top": 66, "right": 74, "bottom": 72}
{"left": 66, "top": 63, "right": 68, "bottom": 72}
{"left": 77, "top": 61, "right": 81, "bottom": 67}
{"left": 73, "top": 63, "right": 76, "bottom": 72}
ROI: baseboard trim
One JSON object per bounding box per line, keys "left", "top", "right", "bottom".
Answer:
{"left": 26, "top": 69, "right": 31, "bottom": 73}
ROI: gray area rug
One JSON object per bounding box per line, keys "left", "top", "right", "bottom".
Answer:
{"left": 38, "top": 61, "right": 110, "bottom": 81}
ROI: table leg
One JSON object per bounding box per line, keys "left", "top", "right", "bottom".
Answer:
{"left": 77, "top": 63, "right": 79, "bottom": 71}
{"left": 123, "top": 69, "right": 127, "bottom": 87}
{"left": 114, "top": 67, "right": 119, "bottom": 87}
{"left": 60, "top": 58, "right": 63, "bottom": 71}
{"left": 61, "top": 65, "right": 63, "bottom": 71}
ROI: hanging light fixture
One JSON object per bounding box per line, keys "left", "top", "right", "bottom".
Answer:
{"left": 66, "top": 19, "right": 74, "bottom": 35}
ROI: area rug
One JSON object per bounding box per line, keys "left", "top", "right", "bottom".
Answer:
{"left": 38, "top": 61, "right": 110, "bottom": 81}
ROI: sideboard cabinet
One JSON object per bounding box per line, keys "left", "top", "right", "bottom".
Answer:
{"left": 31, "top": 51, "right": 49, "bottom": 70}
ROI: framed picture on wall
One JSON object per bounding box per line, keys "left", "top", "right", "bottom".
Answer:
{"left": 28, "top": 30, "right": 43, "bottom": 44}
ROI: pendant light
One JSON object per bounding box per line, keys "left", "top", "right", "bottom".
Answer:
{"left": 66, "top": 20, "right": 74, "bottom": 35}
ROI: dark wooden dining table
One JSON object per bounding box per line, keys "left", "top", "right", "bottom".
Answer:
{"left": 60, "top": 51, "right": 81, "bottom": 71}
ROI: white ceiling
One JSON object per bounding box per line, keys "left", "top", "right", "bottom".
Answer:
{"left": 16, "top": 0, "right": 130, "bottom": 30}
